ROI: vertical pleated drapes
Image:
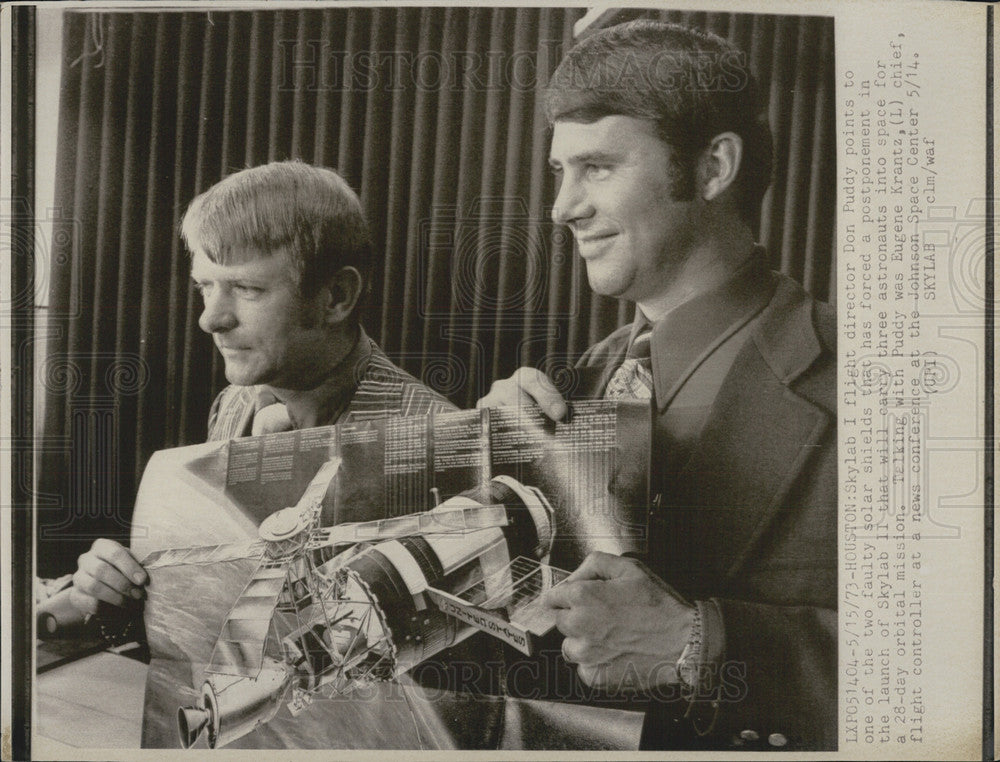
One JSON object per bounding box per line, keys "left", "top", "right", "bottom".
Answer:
{"left": 38, "top": 8, "right": 835, "bottom": 575}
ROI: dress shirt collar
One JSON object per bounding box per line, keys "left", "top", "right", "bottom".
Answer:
{"left": 257, "top": 325, "right": 373, "bottom": 429}
{"left": 630, "top": 248, "right": 776, "bottom": 412}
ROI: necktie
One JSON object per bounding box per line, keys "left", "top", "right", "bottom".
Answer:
{"left": 604, "top": 328, "right": 654, "bottom": 401}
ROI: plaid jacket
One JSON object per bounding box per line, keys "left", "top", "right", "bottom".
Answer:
{"left": 206, "top": 334, "right": 456, "bottom": 441}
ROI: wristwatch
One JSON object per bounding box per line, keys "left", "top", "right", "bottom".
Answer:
{"left": 676, "top": 605, "right": 703, "bottom": 689}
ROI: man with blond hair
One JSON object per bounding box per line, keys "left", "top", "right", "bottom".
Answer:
{"left": 69, "top": 161, "right": 455, "bottom": 621}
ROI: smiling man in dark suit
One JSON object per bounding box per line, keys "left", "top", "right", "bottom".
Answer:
{"left": 479, "top": 21, "right": 837, "bottom": 750}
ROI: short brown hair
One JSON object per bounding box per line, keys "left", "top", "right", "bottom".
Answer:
{"left": 545, "top": 21, "right": 773, "bottom": 224}
{"left": 181, "top": 161, "right": 373, "bottom": 304}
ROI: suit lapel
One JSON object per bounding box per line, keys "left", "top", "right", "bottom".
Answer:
{"left": 570, "top": 334, "right": 629, "bottom": 400}
{"left": 570, "top": 365, "right": 615, "bottom": 400}
{"left": 666, "top": 345, "right": 830, "bottom": 582}
{"left": 208, "top": 386, "right": 258, "bottom": 440}
{"left": 657, "top": 279, "right": 831, "bottom": 584}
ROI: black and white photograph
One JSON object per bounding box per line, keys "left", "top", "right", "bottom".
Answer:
{"left": 3, "top": 1, "right": 992, "bottom": 759}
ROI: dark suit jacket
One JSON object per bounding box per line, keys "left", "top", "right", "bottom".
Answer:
{"left": 571, "top": 271, "right": 837, "bottom": 750}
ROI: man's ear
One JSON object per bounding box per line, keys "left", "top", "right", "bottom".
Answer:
{"left": 698, "top": 132, "right": 743, "bottom": 202}
{"left": 322, "top": 266, "right": 363, "bottom": 325}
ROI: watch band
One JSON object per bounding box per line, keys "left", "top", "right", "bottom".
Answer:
{"left": 676, "top": 604, "right": 703, "bottom": 688}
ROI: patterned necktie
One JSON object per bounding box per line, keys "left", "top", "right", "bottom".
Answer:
{"left": 604, "top": 328, "right": 654, "bottom": 401}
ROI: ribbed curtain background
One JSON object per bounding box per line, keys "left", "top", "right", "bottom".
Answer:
{"left": 38, "top": 8, "right": 835, "bottom": 575}
{"left": 648, "top": 8, "right": 837, "bottom": 298}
